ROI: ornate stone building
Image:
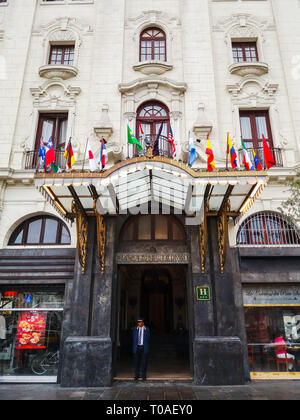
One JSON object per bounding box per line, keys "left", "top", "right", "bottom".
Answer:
{"left": 0, "top": 0, "right": 300, "bottom": 386}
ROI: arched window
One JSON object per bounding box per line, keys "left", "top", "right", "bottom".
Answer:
{"left": 9, "top": 216, "right": 71, "bottom": 246}
{"left": 140, "top": 27, "right": 166, "bottom": 62}
{"left": 137, "top": 101, "right": 169, "bottom": 138}
{"left": 237, "top": 212, "right": 300, "bottom": 245}
{"left": 135, "top": 101, "right": 171, "bottom": 158}
{"left": 120, "top": 215, "right": 185, "bottom": 242}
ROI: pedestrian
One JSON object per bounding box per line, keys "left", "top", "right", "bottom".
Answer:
{"left": 133, "top": 317, "right": 150, "bottom": 382}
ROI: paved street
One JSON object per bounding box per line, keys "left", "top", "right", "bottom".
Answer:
{"left": 1, "top": 380, "right": 300, "bottom": 400}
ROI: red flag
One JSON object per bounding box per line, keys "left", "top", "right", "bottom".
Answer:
{"left": 262, "top": 134, "right": 275, "bottom": 169}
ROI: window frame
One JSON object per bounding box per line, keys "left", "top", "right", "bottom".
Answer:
{"left": 48, "top": 44, "right": 75, "bottom": 66}
{"left": 237, "top": 212, "right": 300, "bottom": 246}
{"left": 139, "top": 27, "right": 167, "bottom": 62}
{"left": 120, "top": 215, "right": 186, "bottom": 242}
{"left": 232, "top": 41, "right": 259, "bottom": 63}
{"left": 35, "top": 112, "right": 68, "bottom": 151}
{"left": 8, "top": 216, "right": 71, "bottom": 246}
{"left": 136, "top": 101, "right": 170, "bottom": 138}
{"left": 239, "top": 110, "right": 274, "bottom": 150}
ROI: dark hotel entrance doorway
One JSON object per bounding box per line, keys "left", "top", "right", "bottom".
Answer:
{"left": 115, "top": 264, "right": 192, "bottom": 380}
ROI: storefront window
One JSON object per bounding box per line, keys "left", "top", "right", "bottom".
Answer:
{"left": 243, "top": 285, "right": 300, "bottom": 373}
{"left": 0, "top": 288, "right": 64, "bottom": 381}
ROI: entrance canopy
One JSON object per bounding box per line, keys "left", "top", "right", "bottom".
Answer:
{"left": 34, "top": 157, "right": 267, "bottom": 223}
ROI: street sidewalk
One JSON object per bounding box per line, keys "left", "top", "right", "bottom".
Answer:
{"left": 1, "top": 380, "right": 300, "bottom": 400}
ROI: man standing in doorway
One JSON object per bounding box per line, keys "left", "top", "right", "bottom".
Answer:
{"left": 133, "top": 318, "right": 150, "bottom": 382}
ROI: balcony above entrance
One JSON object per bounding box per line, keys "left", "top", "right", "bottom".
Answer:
{"left": 34, "top": 157, "right": 267, "bottom": 223}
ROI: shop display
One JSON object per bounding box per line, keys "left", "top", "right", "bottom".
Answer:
{"left": 16, "top": 312, "right": 46, "bottom": 350}
{"left": 0, "top": 288, "right": 64, "bottom": 380}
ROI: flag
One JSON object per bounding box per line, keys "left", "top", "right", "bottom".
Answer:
{"left": 206, "top": 135, "right": 215, "bottom": 172}
{"left": 100, "top": 138, "right": 108, "bottom": 169}
{"left": 153, "top": 122, "right": 164, "bottom": 156}
{"left": 45, "top": 162, "right": 58, "bottom": 173}
{"left": 241, "top": 138, "right": 254, "bottom": 171}
{"left": 86, "top": 140, "right": 98, "bottom": 172}
{"left": 64, "top": 139, "right": 75, "bottom": 170}
{"left": 168, "top": 126, "right": 176, "bottom": 158}
{"left": 262, "top": 134, "right": 275, "bottom": 169}
{"left": 139, "top": 122, "right": 150, "bottom": 147}
{"left": 38, "top": 139, "right": 46, "bottom": 168}
{"left": 127, "top": 125, "right": 142, "bottom": 151}
{"left": 44, "top": 138, "right": 55, "bottom": 168}
{"left": 252, "top": 148, "right": 263, "bottom": 171}
{"left": 188, "top": 131, "right": 198, "bottom": 167}
{"left": 227, "top": 134, "right": 238, "bottom": 169}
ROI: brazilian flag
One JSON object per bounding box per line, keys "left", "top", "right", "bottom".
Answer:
{"left": 127, "top": 125, "right": 143, "bottom": 151}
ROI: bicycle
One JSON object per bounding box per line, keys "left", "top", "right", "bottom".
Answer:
{"left": 30, "top": 350, "right": 60, "bottom": 375}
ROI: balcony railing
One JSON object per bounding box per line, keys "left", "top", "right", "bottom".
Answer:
{"left": 129, "top": 134, "right": 173, "bottom": 159}
{"left": 238, "top": 147, "right": 283, "bottom": 169}
{"left": 24, "top": 149, "right": 65, "bottom": 170}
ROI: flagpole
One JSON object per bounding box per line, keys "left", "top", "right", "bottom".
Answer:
{"left": 82, "top": 138, "right": 89, "bottom": 172}
{"left": 226, "top": 132, "right": 229, "bottom": 171}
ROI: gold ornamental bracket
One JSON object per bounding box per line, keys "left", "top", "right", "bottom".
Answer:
{"left": 94, "top": 200, "right": 106, "bottom": 274}
{"left": 72, "top": 200, "right": 88, "bottom": 275}
{"left": 217, "top": 199, "right": 231, "bottom": 274}
{"left": 199, "top": 200, "right": 209, "bottom": 274}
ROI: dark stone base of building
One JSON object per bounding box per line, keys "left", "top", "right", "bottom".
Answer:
{"left": 193, "top": 337, "right": 245, "bottom": 386}
{"left": 60, "top": 337, "right": 112, "bottom": 388}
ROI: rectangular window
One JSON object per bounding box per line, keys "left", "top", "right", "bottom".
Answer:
{"left": 239, "top": 110, "right": 273, "bottom": 149}
{"left": 232, "top": 42, "right": 258, "bottom": 63}
{"left": 35, "top": 113, "right": 68, "bottom": 151}
{"left": 49, "top": 45, "right": 74, "bottom": 66}
{"left": 28, "top": 113, "right": 68, "bottom": 170}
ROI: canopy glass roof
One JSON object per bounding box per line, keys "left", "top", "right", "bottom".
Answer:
{"left": 34, "top": 157, "right": 267, "bottom": 223}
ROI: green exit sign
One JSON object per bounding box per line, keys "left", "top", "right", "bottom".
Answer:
{"left": 196, "top": 286, "right": 211, "bottom": 301}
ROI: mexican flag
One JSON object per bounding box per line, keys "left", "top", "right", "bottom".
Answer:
{"left": 241, "top": 137, "right": 254, "bottom": 171}
{"left": 127, "top": 125, "right": 143, "bottom": 151}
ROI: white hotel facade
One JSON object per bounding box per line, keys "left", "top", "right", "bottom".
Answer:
{"left": 0, "top": 0, "right": 299, "bottom": 386}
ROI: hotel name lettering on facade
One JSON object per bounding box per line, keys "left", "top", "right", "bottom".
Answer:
{"left": 116, "top": 253, "right": 190, "bottom": 264}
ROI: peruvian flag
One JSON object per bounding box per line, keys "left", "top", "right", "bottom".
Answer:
{"left": 262, "top": 134, "right": 275, "bottom": 169}
{"left": 100, "top": 138, "right": 108, "bottom": 169}
{"left": 85, "top": 140, "right": 98, "bottom": 172}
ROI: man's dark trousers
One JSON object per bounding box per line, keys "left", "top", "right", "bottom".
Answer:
{"left": 134, "top": 345, "right": 148, "bottom": 379}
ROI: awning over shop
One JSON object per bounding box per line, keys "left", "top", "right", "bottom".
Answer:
{"left": 34, "top": 157, "right": 267, "bottom": 223}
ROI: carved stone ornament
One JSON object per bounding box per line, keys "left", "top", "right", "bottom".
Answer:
{"left": 133, "top": 61, "right": 173, "bottom": 76}
{"left": 72, "top": 200, "right": 88, "bottom": 275}
{"left": 193, "top": 103, "right": 213, "bottom": 139}
{"left": 229, "top": 62, "right": 269, "bottom": 78}
{"left": 39, "top": 64, "right": 78, "bottom": 80}
{"left": 30, "top": 80, "right": 81, "bottom": 109}
{"left": 94, "top": 104, "right": 114, "bottom": 140}
{"left": 226, "top": 77, "right": 278, "bottom": 107}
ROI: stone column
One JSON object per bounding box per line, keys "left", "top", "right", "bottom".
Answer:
{"left": 60, "top": 216, "right": 117, "bottom": 387}
{"left": 192, "top": 217, "right": 246, "bottom": 385}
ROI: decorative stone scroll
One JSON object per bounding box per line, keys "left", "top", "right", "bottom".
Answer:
{"left": 72, "top": 200, "right": 88, "bottom": 274}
